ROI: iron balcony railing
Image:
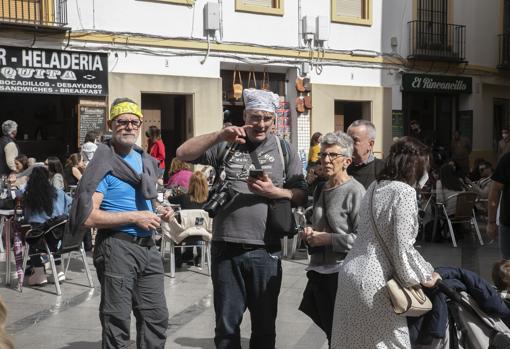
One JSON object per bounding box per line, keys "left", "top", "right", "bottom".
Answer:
{"left": 0, "top": 0, "right": 67, "bottom": 27}
{"left": 498, "top": 33, "right": 510, "bottom": 70}
{"left": 408, "top": 20, "right": 466, "bottom": 63}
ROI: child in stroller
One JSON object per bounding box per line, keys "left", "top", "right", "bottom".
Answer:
{"left": 411, "top": 267, "right": 510, "bottom": 349}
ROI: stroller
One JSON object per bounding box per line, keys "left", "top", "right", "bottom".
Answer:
{"left": 414, "top": 281, "right": 510, "bottom": 349}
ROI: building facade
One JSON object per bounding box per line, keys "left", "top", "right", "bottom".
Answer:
{"left": 0, "top": 0, "right": 508, "bottom": 168}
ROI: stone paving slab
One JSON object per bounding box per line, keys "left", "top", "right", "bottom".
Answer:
{"left": 0, "top": 233, "right": 501, "bottom": 349}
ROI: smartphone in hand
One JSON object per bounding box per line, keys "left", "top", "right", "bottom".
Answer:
{"left": 249, "top": 169, "right": 264, "bottom": 179}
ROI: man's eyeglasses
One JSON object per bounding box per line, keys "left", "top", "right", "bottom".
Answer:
{"left": 114, "top": 119, "right": 142, "bottom": 129}
{"left": 246, "top": 114, "right": 274, "bottom": 124}
{"left": 478, "top": 166, "right": 487, "bottom": 172}
{"left": 318, "top": 152, "right": 349, "bottom": 161}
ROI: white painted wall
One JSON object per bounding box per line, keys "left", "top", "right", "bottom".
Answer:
{"left": 66, "top": 1, "right": 384, "bottom": 85}
{"left": 381, "top": 0, "right": 503, "bottom": 68}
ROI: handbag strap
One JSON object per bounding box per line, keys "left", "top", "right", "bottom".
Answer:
{"left": 248, "top": 71, "right": 257, "bottom": 89}
{"left": 233, "top": 69, "right": 242, "bottom": 85}
{"left": 262, "top": 69, "right": 269, "bottom": 88}
{"left": 368, "top": 185, "right": 403, "bottom": 285}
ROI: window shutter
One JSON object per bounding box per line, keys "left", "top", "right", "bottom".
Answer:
{"left": 242, "top": 0, "right": 274, "bottom": 8}
{"left": 336, "top": 0, "right": 363, "bottom": 18}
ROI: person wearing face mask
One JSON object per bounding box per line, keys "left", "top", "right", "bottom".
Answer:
{"left": 176, "top": 89, "right": 307, "bottom": 349}
{"left": 330, "top": 136, "right": 440, "bottom": 349}
{"left": 346, "top": 119, "right": 385, "bottom": 189}
{"left": 299, "top": 132, "right": 365, "bottom": 346}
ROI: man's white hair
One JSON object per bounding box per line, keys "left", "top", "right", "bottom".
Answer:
{"left": 1, "top": 120, "right": 17, "bottom": 136}
{"left": 347, "top": 119, "right": 376, "bottom": 141}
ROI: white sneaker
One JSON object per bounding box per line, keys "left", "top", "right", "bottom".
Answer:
{"left": 28, "top": 267, "right": 48, "bottom": 286}
{"left": 47, "top": 265, "right": 66, "bottom": 284}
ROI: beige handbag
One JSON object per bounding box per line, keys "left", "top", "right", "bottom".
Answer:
{"left": 232, "top": 68, "right": 243, "bottom": 100}
{"left": 368, "top": 186, "right": 433, "bottom": 317}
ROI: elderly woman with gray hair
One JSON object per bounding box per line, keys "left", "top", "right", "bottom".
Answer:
{"left": 0, "top": 120, "right": 19, "bottom": 177}
{"left": 299, "top": 131, "right": 366, "bottom": 346}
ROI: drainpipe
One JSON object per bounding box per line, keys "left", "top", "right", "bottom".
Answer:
{"left": 298, "top": 0, "right": 302, "bottom": 48}
{"left": 218, "top": 0, "right": 224, "bottom": 42}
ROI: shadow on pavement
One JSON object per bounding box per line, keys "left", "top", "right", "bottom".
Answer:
{"left": 59, "top": 340, "right": 102, "bottom": 349}
{"left": 174, "top": 337, "right": 249, "bottom": 348}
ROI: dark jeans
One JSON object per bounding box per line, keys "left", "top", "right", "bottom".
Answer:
{"left": 94, "top": 234, "right": 168, "bottom": 349}
{"left": 211, "top": 241, "right": 282, "bottom": 349}
{"left": 298, "top": 271, "right": 338, "bottom": 347}
{"left": 499, "top": 224, "right": 510, "bottom": 259}
{"left": 29, "top": 234, "right": 61, "bottom": 267}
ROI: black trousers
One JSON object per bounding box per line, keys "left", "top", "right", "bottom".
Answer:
{"left": 299, "top": 271, "right": 339, "bottom": 346}
{"left": 93, "top": 234, "right": 168, "bottom": 349}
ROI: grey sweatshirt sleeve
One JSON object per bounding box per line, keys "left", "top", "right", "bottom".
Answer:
{"left": 330, "top": 180, "right": 366, "bottom": 253}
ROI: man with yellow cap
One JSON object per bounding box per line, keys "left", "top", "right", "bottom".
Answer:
{"left": 177, "top": 89, "right": 306, "bottom": 348}
{"left": 68, "top": 98, "right": 173, "bottom": 348}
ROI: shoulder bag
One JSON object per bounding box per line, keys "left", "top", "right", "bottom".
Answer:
{"left": 250, "top": 137, "right": 297, "bottom": 238}
{"left": 368, "top": 185, "right": 432, "bottom": 317}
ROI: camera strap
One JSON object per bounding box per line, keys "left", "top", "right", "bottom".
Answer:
{"left": 249, "top": 148, "right": 262, "bottom": 170}
{"left": 214, "top": 142, "right": 238, "bottom": 186}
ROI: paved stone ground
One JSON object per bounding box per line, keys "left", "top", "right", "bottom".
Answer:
{"left": 0, "top": 227, "right": 501, "bottom": 349}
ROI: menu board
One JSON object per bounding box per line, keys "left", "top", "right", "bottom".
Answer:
{"left": 78, "top": 105, "right": 106, "bottom": 146}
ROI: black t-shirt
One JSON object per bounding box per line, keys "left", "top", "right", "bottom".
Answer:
{"left": 169, "top": 194, "right": 204, "bottom": 210}
{"left": 492, "top": 153, "right": 510, "bottom": 226}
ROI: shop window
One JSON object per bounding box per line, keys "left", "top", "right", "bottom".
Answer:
{"left": 235, "top": 0, "right": 284, "bottom": 16}
{"left": 331, "top": 0, "right": 372, "bottom": 26}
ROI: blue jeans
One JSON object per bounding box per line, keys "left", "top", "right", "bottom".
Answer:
{"left": 211, "top": 241, "right": 282, "bottom": 349}
{"left": 499, "top": 224, "right": 510, "bottom": 259}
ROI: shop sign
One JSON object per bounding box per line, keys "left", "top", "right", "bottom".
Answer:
{"left": 402, "top": 74, "right": 471, "bottom": 94}
{"left": 0, "top": 46, "right": 108, "bottom": 96}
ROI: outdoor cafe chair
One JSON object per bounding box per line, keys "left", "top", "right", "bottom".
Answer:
{"left": 433, "top": 191, "right": 484, "bottom": 248}
{"left": 160, "top": 209, "right": 212, "bottom": 278}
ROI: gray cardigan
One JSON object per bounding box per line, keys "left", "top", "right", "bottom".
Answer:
{"left": 309, "top": 177, "right": 366, "bottom": 267}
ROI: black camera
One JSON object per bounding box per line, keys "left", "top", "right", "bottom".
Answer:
{"left": 203, "top": 180, "right": 235, "bottom": 218}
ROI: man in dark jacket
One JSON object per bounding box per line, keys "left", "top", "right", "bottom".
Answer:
{"left": 346, "top": 119, "right": 384, "bottom": 189}
{"left": 0, "top": 120, "right": 19, "bottom": 176}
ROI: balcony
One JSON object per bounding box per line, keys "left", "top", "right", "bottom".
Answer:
{"left": 0, "top": 0, "right": 68, "bottom": 30}
{"left": 408, "top": 20, "right": 466, "bottom": 63}
{"left": 498, "top": 33, "right": 510, "bottom": 70}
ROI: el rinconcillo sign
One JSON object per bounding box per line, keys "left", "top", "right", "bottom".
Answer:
{"left": 402, "top": 73, "right": 472, "bottom": 94}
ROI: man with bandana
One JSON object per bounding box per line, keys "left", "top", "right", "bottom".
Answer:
{"left": 177, "top": 89, "right": 306, "bottom": 349}
{"left": 78, "top": 98, "right": 174, "bottom": 348}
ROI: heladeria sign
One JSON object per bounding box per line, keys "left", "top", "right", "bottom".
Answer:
{"left": 0, "top": 46, "right": 108, "bottom": 96}
{"left": 402, "top": 73, "right": 472, "bottom": 94}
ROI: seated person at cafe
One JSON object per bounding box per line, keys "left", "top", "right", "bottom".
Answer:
{"left": 166, "top": 158, "right": 193, "bottom": 191}
{"left": 64, "top": 153, "right": 85, "bottom": 186}
{"left": 23, "top": 167, "right": 72, "bottom": 286}
{"left": 465, "top": 160, "right": 493, "bottom": 213}
{"left": 436, "top": 160, "right": 466, "bottom": 216}
{"left": 169, "top": 171, "right": 209, "bottom": 267}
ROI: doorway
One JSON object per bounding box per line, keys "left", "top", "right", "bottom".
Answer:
{"left": 141, "top": 93, "right": 193, "bottom": 175}
{"left": 403, "top": 92, "right": 457, "bottom": 149}
{"left": 334, "top": 101, "right": 371, "bottom": 132}
{"left": 0, "top": 93, "right": 79, "bottom": 162}
{"left": 494, "top": 99, "right": 510, "bottom": 151}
